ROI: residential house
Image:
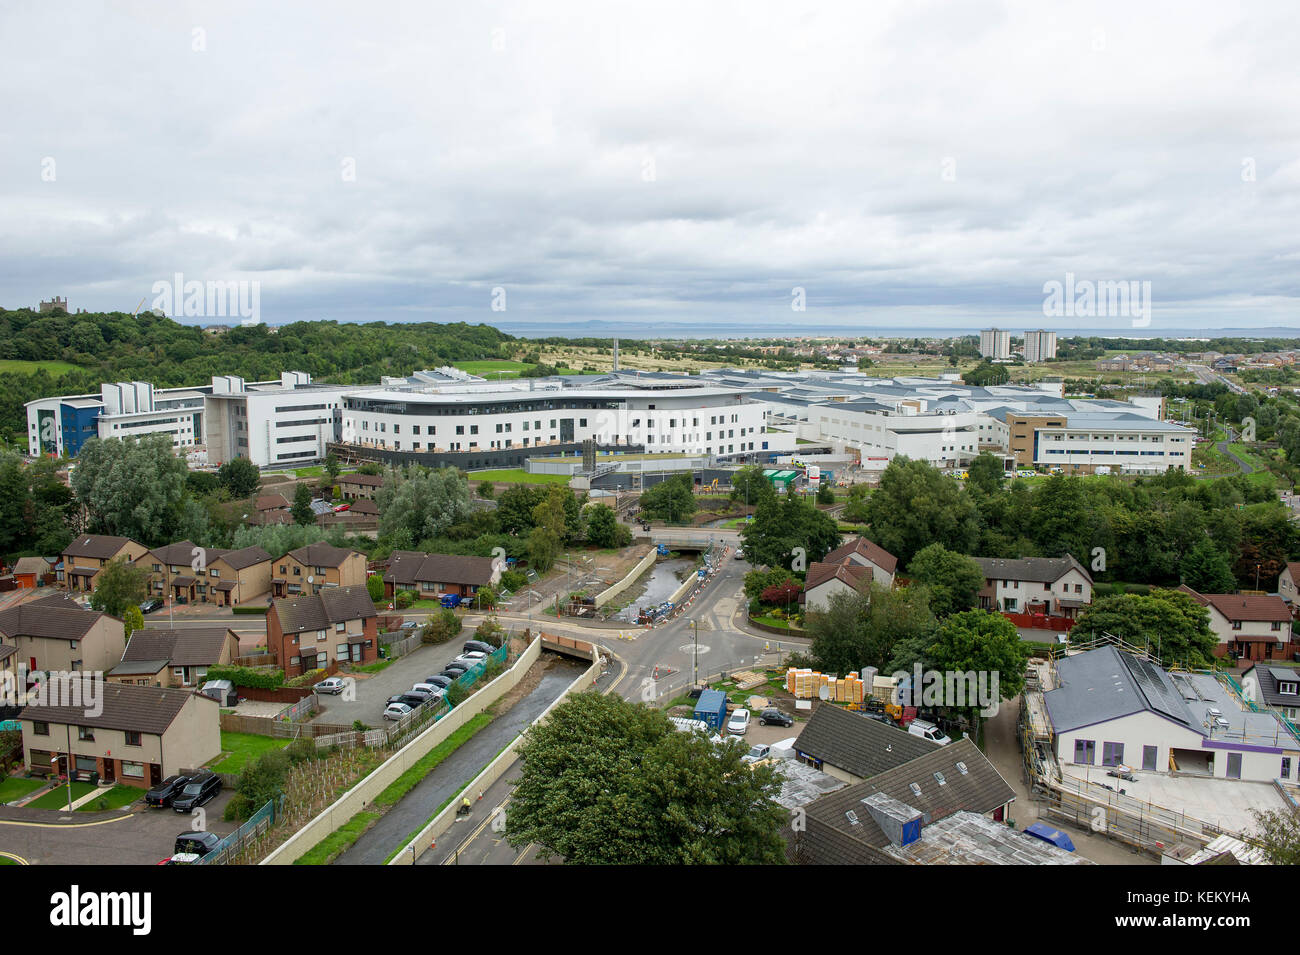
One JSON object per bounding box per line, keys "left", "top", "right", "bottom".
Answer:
{"left": 1044, "top": 645, "right": 1300, "bottom": 782}
{"left": 59, "top": 535, "right": 149, "bottom": 594}
{"left": 787, "top": 738, "right": 1034, "bottom": 865}
{"left": 266, "top": 585, "right": 378, "bottom": 676}
{"left": 1240, "top": 664, "right": 1300, "bottom": 723}
{"left": 801, "top": 561, "right": 871, "bottom": 613}
{"left": 337, "top": 472, "right": 384, "bottom": 500}
{"left": 253, "top": 493, "right": 292, "bottom": 526}
{"left": 107, "top": 627, "right": 240, "bottom": 688}
{"left": 383, "top": 551, "right": 500, "bottom": 600}
{"left": 1278, "top": 561, "right": 1300, "bottom": 612}
{"left": 206, "top": 546, "right": 272, "bottom": 607}
{"left": 0, "top": 593, "right": 127, "bottom": 676}
{"left": 793, "top": 703, "right": 936, "bottom": 784}
{"left": 972, "top": 555, "right": 1092, "bottom": 618}
{"left": 21, "top": 678, "right": 220, "bottom": 788}
{"left": 144, "top": 540, "right": 229, "bottom": 605}
{"left": 271, "top": 543, "right": 367, "bottom": 598}
{"left": 817, "top": 538, "right": 898, "bottom": 588}
{"left": 1181, "top": 587, "right": 1293, "bottom": 661}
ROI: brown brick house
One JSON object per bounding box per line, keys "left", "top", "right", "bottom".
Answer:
{"left": 337, "top": 472, "right": 384, "bottom": 500}
{"left": 267, "top": 585, "right": 378, "bottom": 676}
{"left": 107, "top": 627, "right": 241, "bottom": 687}
{"left": 271, "top": 543, "right": 367, "bottom": 598}
{"left": 382, "top": 551, "right": 500, "bottom": 600}
{"left": 207, "top": 546, "right": 272, "bottom": 606}
{"left": 59, "top": 535, "right": 149, "bottom": 594}
{"left": 144, "top": 540, "right": 228, "bottom": 605}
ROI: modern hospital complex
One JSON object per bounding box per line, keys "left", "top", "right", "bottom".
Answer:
{"left": 25, "top": 365, "right": 1194, "bottom": 476}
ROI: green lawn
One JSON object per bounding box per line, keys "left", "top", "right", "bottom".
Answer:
{"left": 76, "top": 784, "right": 143, "bottom": 812}
{"left": 0, "top": 359, "right": 82, "bottom": 375}
{"left": 452, "top": 360, "right": 535, "bottom": 378}
{"left": 468, "top": 469, "right": 570, "bottom": 485}
{"left": 27, "top": 781, "right": 96, "bottom": 810}
{"left": 210, "top": 731, "right": 292, "bottom": 774}
{"left": 0, "top": 776, "right": 48, "bottom": 803}
{"left": 294, "top": 811, "right": 380, "bottom": 866}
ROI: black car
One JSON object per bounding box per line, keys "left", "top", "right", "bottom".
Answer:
{"left": 146, "top": 774, "right": 191, "bottom": 808}
{"left": 757, "top": 708, "right": 794, "bottom": 728}
{"left": 174, "top": 830, "right": 221, "bottom": 857}
{"left": 172, "top": 771, "right": 221, "bottom": 813}
{"left": 139, "top": 598, "right": 163, "bottom": 614}
{"left": 462, "top": 640, "right": 497, "bottom": 655}
{"left": 423, "top": 675, "right": 454, "bottom": 689}
{"left": 387, "top": 692, "right": 432, "bottom": 709}
{"left": 443, "top": 661, "right": 470, "bottom": 675}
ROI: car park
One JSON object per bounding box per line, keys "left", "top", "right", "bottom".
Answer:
{"left": 145, "top": 774, "right": 191, "bottom": 808}
{"left": 726, "top": 708, "right": 750, "bottom": 736}
{"left": 174, "top": 831, "right": 221, "bottom": 857}
{"left": 384, "top": 702, "right": 412, "bottom": 721}
{"left": 757, "top": 708, "right": 793, "bottom": 727}
{"left": 172, "top": 771, "right": 222, "bottom": 813}
{"left": 463, "top": 640, "right": 497, "bottom": 655}
{"left": 314, "top": 677, "right": 348, "bottom": 695}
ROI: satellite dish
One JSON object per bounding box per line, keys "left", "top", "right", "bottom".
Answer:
{"left": 818, "top": 686, "right": 830, "bottom": 701}
{"left": 307, "top": 576, "right": 314, "bottom": 584}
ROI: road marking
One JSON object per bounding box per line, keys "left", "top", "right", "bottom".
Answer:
{"left": 0, "top": 851, "right": 28, "bottom": 864}
{"left": 0, "top": 813, "right": 136, "bottom": 829}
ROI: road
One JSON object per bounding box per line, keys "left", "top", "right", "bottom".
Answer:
{"left": 420, "top": 547, "right": 808, "bottom": 865}
{"left": 1215, "top": 425, "right": 1255, "bottom": 475}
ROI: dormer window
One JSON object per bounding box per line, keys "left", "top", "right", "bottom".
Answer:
{"left": 1280, "top": 682, "right": 1297, "bottom": 696}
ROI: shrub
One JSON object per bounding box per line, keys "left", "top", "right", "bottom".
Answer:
{"left": 500, "top": 569, "right": 526, "bottom": 592}
{"left": 475, "top": 616, "right": 505, "bottom": 647}
{"left": 366, "top": 574, "right": 384, "bottom": 602}
{"left": 232, "top": 605, "right": 269, "bottom": 615}
{"left": 224, "top": 793, "right": 254, "bottom": 821}
{"left": 395, "top": 590, "right": 414, "bottom": 609}
{"left": 286, "top": 668, "right": 327, "bottom": 688}
{"left": 205, "top": 664, "right": 284, "bottom": 689}
{"left": 421, "top": 609, "right": 462, "bottom": 645}
{"left": 446, "top": 681, "right": 471, "bottom": 707}
{"left": 285, "top": 738, "right": 318, "bottom": 764}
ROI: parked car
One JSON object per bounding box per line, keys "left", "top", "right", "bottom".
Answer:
{"left": 387, "top": 691, "right": 432, "bottom": 709}
{"left": 442, "top": 662, "right": 470, "bottom": 676}
{"left": 450, "top": 652, "right": 486, "bottom": 669}
{"left": 384, "top": 702, "right": 413, "bottom": 721}
{"left": 145, "top": 774, "right": 191, "bottom": 808}
{"left": 401, "top": 620, "right": 420, "bottom": 630}
{"left": 741, "top": 743, "right": 771, "bottom": 763}
{"left": 411, "top": 683, "right": 446, "bottom": 700}
{"left": 734, "top": 548, "right": 745, "bottom": 560}
{"left": 174, "top": 831, "right": 221, "bottom": 857}
{"left": 423, "top": 675, "right": 454, "bottom": 689}
{"left": 463, "top": 640, "right": 497, "bottom": 655}
{"left": 314, "top": 677, "right": 348, "bottom": 695}
{"left": 438, "top": 670, "right": 465, "bottom": 683}
{"left": 726, "top": 708, "right": 750, "bottom": 736}
{"left": 757, "top": 708, "right": 793, "bottom": 728}
{"left": 908, "top": 719, "right": 952, "bottom": 746}
{"left": 139, "top": 598, "right": 163, "bottom": 614}
{"left": 172, "top": 771, "right": 222, "bottom": 813}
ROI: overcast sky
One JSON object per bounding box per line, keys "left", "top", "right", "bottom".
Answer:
{"left": 3, "top": 1, "right": 1298, "bottom": 336}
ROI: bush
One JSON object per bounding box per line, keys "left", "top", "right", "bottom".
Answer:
{"left": 475, "top": 616, "right": 505, "bottom": 647}
{"left": 500, "top": 569, "right": 526, "bottom": 592}
{"left": 232, "top": 605, "right": 269, "bottom": 615}
{"left": 224, "top": 793, "right": 254, "bottom": 821}
{"left": 205, "top": 664, "right": 284, "bottom": 689}
{"left": 285, "top": 738, "right": 318, "bottom": 764}
{"left": 366, "top": 574, "right": 384, "bottom": 602}
{"left": 286, "top": 668, "right": 327, "bottom": 688}
{"left": 395, "top": 590, "right": 414, "bottom": 609}
{"left": 237, "top": 748, "right": 291, "bottom": 808}
{"left": 446, "top": 681, "right": 471, "bottom": 707}
{"left": 422, "top": 608, "right": 463, "bottom": 644}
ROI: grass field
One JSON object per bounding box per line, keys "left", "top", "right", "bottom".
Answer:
{"left": 27, "top": 781, "right": 96, "bottom": 810}
{"left": 211, "top": 731, "right": 293, "bottom": 774}
{"left": 77, "top": 784, "right": 143, "bottom": 812}
{"left": 469, "top": 468, "right": 570, "bottom": 484}
{"left": 452, "top": 360, "right": 534, "bottom": 378}
{"left": 0, "top": 359, "right": 82, "bottom": 375}
{"left": 0, "top": 776, "right": 47, "bottom": 804}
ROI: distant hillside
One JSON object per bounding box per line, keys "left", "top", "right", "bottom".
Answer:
{"left": 0, "top": 308, "right": 515, "bottom": 443}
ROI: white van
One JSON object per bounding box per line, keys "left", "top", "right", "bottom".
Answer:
{"left": 669, "top": 717, "right": 710, "bottom": 735}
{"left": 908, "top": 719, "right": 952, "bottom": 746}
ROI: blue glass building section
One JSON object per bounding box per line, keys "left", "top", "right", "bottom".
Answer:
{"left": 60, "top": 402, "right": 101, "bottom": 456}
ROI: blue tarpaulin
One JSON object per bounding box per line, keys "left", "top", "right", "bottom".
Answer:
{"left": 1024, "top": 822, "right": 1075, "bottom": 851}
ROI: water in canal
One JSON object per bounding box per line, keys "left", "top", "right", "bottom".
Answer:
{"left": 610, "top": 557, "right": 697, "bottom": 622}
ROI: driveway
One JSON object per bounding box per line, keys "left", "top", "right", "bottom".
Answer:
{"left": 312, "top": 638, "right": 484, "bottom": 728}
{"left": 0, "top": 788, "right": 237, "bottom": 865}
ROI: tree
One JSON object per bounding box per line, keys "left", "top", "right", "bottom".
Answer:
{"left": 89, "top": 557, "right": 148, "bottom": 618}
{"left": 377, "top": 466, "right": 473, "bottom": 543}
{"left": 639, "top": 473, "right": 696, "bottom": 523}
{"left": 122, "top": 604, "right": 144, "bottom": 640}
{"left": 366, "top": 573, "right": 384, "bottom": 602}
{"left": 584, "top": 503, "right": 629, "bottom": 549}
{"left": 71, "top": 435, "right": 206, "bottom": 545}
{"left": 964, "top": 361, "right": 1010, "bottom": 386}
{"left": 1179, "top": 538, "right": 1236, "bottom": 593}
{"left": 905, "top": 543, "right": 984, "bottom": 618}
{"left": 324, "top": 452, "right": 340, "bottom": 483}
{"left": 506, "top": 693, "right": 787, "bottom": 864}
{"left": 807, "top": 583, "right": 936, "bottom": 675}
{"left": 966, "top": 452, "right": 1005, "bottom": 496}
{"left": 291, "top": 483, "right": 314, "bottom": 525}
{"left": 1250, "top": 808, "right": 1300, "bottom": 864}
{"left": 740, "top": 493, "right": 840, "bottom": 571}
{"left": 923, "top": 610, "right": 1028, "bottom": 734}
{"left": 1072, "top": 590, "right": 1218, "bottom": 666}
{"left": 218, "top": 457, "right": 261, "bottom": 498}
{"left": 816, "top": 481, "right": 835, "bottom": 505}
{"left": 421, "top": 609, "right": 462, "bottom": 644}
{"left": 864, "top": 457, "right": 978, "bottom": 566}
{"left": 477, "top": 480, "right": 495, "bottom": 500}
{"left": 729, "top": 465, "right": 776, "bottom": 508}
